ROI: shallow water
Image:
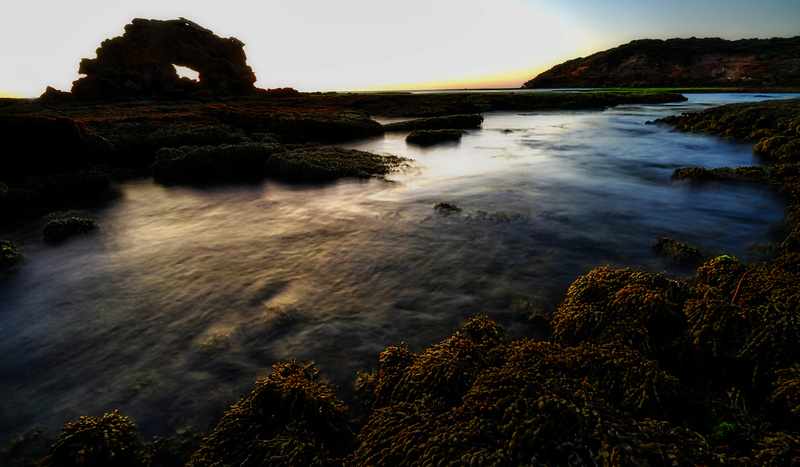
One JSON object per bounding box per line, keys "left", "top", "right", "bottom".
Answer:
{"left": 0, "top": 93, "right": 795, "bottom": 447}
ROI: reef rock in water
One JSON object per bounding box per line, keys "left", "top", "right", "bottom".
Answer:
{"left": 70, "top": 18, "right": 257, "bottom": 99}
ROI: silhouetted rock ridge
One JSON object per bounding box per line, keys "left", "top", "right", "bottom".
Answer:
{"left": 523, "top": 37, "right": 800, "bottom": 88}
{"left": 70, "top": 18, "right": 257, "bottom": 99}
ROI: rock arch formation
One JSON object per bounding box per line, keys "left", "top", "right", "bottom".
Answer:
{"left": 71, "top": 18, "right": 257, "bottom": 99}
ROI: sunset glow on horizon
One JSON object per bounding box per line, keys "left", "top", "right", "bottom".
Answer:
{"left": 2, "top": 0, "right": 799, "bottom": 98}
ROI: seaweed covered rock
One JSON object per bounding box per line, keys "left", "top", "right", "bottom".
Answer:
{"left": 39, "top": 411, "right": 148, "bottom": 467}
{"left": 42, "top": 217, "right": 99, "bottom": 242}
{"left": 151, "top": 142, "right": 283, "bottom": 183}
{"left": 405, "top": 129, "right": 462, "bottom": 146}
{"left": 688, "top": 256, "right": 800, "bottom": 390}
{"left": 354, "top": 317, "right": 718, "bottom": 466}
{"left": 265, "top": 147, "right": 409, "bottom": 182}
{"left": 658, "top": 97, "right": 800, "bottom": 162}
{"left": 671, "top": 166, "right": 767, "bottom": 183}
{"left": 383, "top": 114, "right": 484, "bottom": 131}
{"left": 1, "top": 167, "right": 112, "bottom": 208}
{"left": 86, "top": 121, "right": 252, "bottom": 168}
{"left": 552, "top": 266, "right": 691, "bottom": 364}
{"left": 187, "top": 360, "right": 353, "bottom": 466}
{"left": 366, "top": 316, "right": 507, "bottom": 411}
{"left": 251, "top": 109, "right": 385, "bottom": 144}
{"left": 1, "top": 240, "right": 22, "bottom": 268}
{"left": 652, "top": 236, "right": 711, "bottom": 265}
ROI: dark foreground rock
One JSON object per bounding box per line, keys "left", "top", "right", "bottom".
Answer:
{"left": 405, "top": 129, "right": 462, "bottom": 146}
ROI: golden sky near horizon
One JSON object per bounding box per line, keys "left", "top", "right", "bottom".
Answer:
{"left": 1, "top": 0, "right": 799, "bottom": 98}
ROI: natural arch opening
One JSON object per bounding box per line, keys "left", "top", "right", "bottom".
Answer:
{"left": 174, "top": 65, "right": 200, "bottom": 81}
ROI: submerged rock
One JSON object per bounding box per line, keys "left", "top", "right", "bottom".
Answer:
{"left": 71, "top": 18, "right": 257, "bottom": 100}
{"left": 652, "top": 236, "right": 712, "bottom": 265}
{"left": 433, "top": 202, "right": 462, "bottom": 213}
{"left": 265, "top": 146, "right": 410, "bottom": 182}
{"left": 405, "top": 129, "right": 462, "bottom": 146}
{"left": 42, "top": 217, "right": 98, "bottom": 242}
{"left": 671, "top": 165, "right": 768, "bottom": 183}
{"left": 0, "top": 240, "right": 22, "bottom": 268}
{"left": 383, "top": 114, "right": 484, "bottom": 131}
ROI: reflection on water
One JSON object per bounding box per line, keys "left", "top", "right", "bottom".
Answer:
{"left": 0, "top": 93, "right": 793, "bottom": 446}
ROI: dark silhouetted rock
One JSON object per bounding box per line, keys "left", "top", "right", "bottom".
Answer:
{"left": 383, "top": 114, "right": 484, "bottom": 131}
{"left": 0, "top": 115, "right": 89, "bottom": 180}
{"left": 71, "top": 18, "right": 257, "bottom": 99}
{"left": 524, "top": 37, "right": 800, "bottom": 88}
{"left": 405, "top": 129, "right": 462, "bottom": 146}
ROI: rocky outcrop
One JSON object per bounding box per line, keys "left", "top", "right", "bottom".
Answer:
{"left": 0, "top": 115, "right": 89, "bottom": 180}
{"left": 71, "top": 18, "right": 257, "bottom": 99}
{"left": 524, "top": 37, "right": 800, "bottom": 88}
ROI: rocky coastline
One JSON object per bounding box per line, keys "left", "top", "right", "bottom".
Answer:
{"left": 2, "top": 93, "right": 799, "bottom": 466}
{"left": 0, "top": 89, "right": 685, "bottom": 223}
{"left": 3, "top": 18, "right": 800, "bottom": 466}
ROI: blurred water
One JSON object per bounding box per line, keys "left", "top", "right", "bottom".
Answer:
{"left": 0, "top": 93, "right": 794, "bottom": 447}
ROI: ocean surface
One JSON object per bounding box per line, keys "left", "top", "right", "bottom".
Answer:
{"left": 0, "top": 92, "right": 795, "bottom": 448}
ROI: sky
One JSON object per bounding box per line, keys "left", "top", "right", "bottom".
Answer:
{"left": 2, "top": 0, "right": 799, "bottom": 98}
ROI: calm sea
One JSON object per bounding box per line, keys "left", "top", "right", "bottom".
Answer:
{"left": 0, "top": 93, "right": 795, "bottom": 448}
